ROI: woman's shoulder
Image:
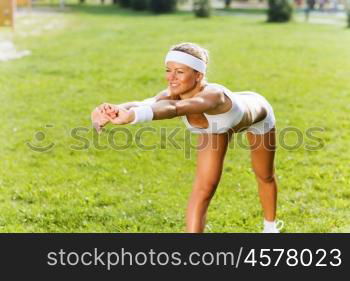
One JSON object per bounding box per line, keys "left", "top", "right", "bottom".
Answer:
{"left": 155, "top": 89, "right": 170, "bottom": 99}
{"left": 204, "top": 83, "right": 232, "bottom": 95}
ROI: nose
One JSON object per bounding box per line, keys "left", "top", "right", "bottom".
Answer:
{"left": 167, "top": 71, "right": 177, "bottom": 81}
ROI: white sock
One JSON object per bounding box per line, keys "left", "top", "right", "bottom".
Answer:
{"left": 264, "top": 219, "right": 276, "bottom": 230}
{"left": 262, "top": 219, "right": 284, "bottom": 233}
{"left": 263, "top": 219, "right": 279, "bottom": 233}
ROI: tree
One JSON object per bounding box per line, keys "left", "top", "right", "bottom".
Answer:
{"left": 193, "top": 0, "right": 211, "bottom": 18}
{"left": 345, "top": 0, "right": 350, "bottom": 28}
{"left": 149, "top": 0, "right": 177, "bottom": 13}
{"left": 267, "top": 0, "right": 293, "bottom": 22}
{"left": 225, "top": 0, "right": 232, "bottom": 8}
{"left": 131, "top": 0, "right": 149, "bottom": 10}
{"left": 119, "top": 0, "right": 131, "bottom": 7}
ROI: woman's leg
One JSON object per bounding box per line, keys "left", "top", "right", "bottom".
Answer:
{"left": 186, "top": 132, "right": 232, "bottom": 233}
{"left": 246, "top": 128, "right": 278, "bottom": 222}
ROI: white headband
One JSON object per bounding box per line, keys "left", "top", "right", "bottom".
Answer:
{"left": 165, "top": 51, "right": 206, "bottom": 74}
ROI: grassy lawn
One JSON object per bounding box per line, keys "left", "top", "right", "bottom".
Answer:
{"left": 0, "top": 4, "right": 350, "bottom": 232}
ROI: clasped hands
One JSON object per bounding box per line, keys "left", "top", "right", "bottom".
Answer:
{"left": 91, "top": 103, "right": 135, "bottom": 133}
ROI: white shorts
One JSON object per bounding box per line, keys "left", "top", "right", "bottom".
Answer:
{"left": 238, "top": 93, "right": 276, "bottom": 135}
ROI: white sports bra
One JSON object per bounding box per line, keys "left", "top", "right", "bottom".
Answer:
{"left": 181, "top": 83, "right": 246, "bottom": 134}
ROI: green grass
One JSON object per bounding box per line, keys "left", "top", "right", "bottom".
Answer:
{"left": 1, "top": 4, "right": 350, "bottom": 232}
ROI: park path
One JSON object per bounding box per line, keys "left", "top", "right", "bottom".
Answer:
{"left": 0, "top": 7, "right": 67, "bottom": 62}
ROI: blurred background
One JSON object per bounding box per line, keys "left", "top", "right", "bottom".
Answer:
{"left": 1, "top": 0, "right": 349, "bottom": 233}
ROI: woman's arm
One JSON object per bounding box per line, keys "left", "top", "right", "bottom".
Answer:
{"left": 152, "top": 89, "right": 225, "bottom": 120}
{"left": 105, "top": 86, "right": 225, "bottom": 125}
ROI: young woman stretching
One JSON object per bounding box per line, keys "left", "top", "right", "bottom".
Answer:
{"left": 91, "top": 42, "right": 282, "bottom": 233}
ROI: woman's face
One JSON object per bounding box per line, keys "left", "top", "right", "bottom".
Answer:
{"left": 166, "top": 61, "right": 201, "bottom": 96}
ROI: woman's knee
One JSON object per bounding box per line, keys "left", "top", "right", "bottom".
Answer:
{"left": 254, "top": 172, "right": 275, "bottom": 184}
{"left": 192, "top": 181, "right": 219, "bottom": 202}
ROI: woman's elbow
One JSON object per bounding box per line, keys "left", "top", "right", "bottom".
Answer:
{"left": 152, "top": 101, "right": 178, "bottom": 119}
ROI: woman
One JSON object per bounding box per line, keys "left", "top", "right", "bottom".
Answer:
{"left": 92, "top": 42, "right": 282, "bottom": 233}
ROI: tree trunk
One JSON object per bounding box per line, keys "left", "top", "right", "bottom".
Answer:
{"left": 225, "top": 0, "right": 232, "bottom": 8}
{"left": 344, "top": 0, "right": 350, "bottom": 27}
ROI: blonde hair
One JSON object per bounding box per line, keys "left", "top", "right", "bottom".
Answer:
{"left": 166, "top": 43, "right": 209, "bottom": 100}
{"left": 170, "top": 42, "right": 209, "bottom": 66}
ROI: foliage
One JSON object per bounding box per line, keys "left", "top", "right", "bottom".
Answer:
{"left": 225, "top": 0, "right": 232, "bottom": 8}
{"left": 131, "top": 0, "right": 149, "bottom": 10}
{"left": 149, "top": 0, "right": 177, "bottom": 13}
{"left": 119, "top": 0, "right": 131, "bottom": 8}
{"left": 267, "top": 0, "right": 293, "bottom": 22}
{"left": 193, "top": 0, "right": 211, "bottom": 18}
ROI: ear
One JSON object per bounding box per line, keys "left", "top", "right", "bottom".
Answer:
{"left": 196, "top": 72, "right": 204, "bottom": 82}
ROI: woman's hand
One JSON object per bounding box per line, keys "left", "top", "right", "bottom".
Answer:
{"left": 91, "top": 107, "right": 110, "bottom": 133}
{"left": 98, "top": 103, "right": 119, "bottom": 119}
{"left": 106, "top": 107, "right": 135, "bottom": 125}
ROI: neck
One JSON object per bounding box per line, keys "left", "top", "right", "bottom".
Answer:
{"left": 179, "top": 80, "right": 206, "bottom": 100}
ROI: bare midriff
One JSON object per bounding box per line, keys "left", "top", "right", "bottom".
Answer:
{"left": 232, "top": 105, "right": 267, "bottom": 133}
{"left": 185, "top": 97, "right": 268, "bottom": 133}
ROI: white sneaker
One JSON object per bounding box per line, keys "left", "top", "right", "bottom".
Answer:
{"left": 262, "top": 220, "right": 284, "bottom": 233}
